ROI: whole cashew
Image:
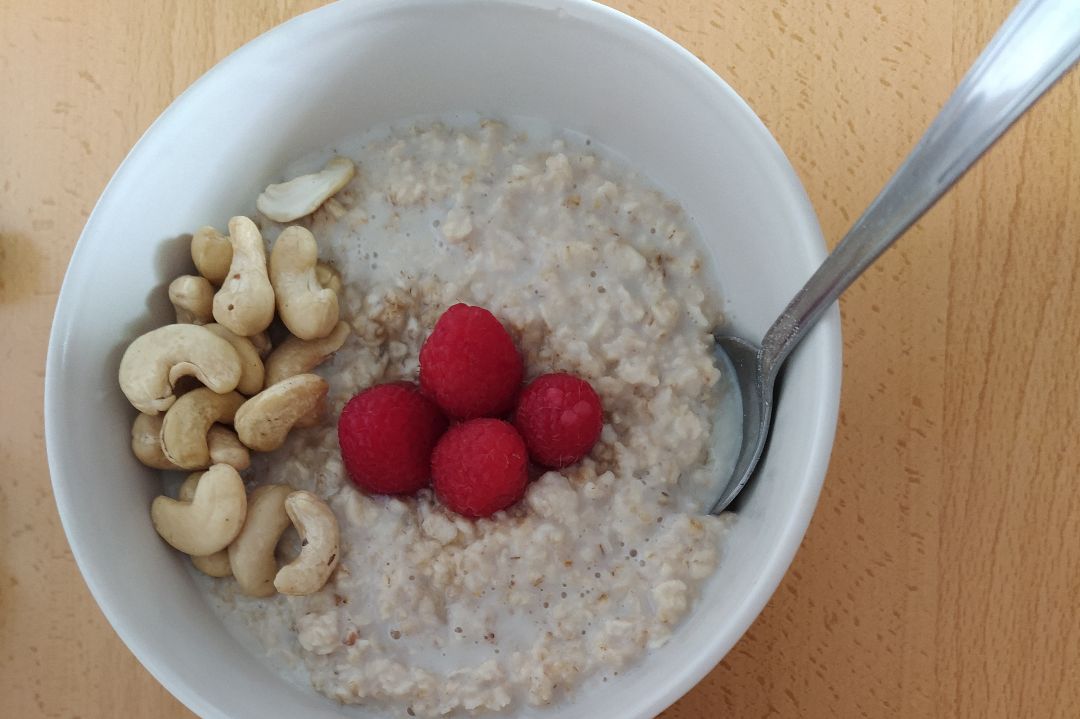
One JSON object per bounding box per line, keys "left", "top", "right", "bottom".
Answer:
{"left": 249, "top": 330, "right": 272, "bottom": 358}
{"left": 269, "top": 226, "right": 339, "bottom": 340}
{"left": 131, "top": 413, "right": 178, "bottom": 469}
{"left": 227, "top": 484, "right": 294, "bottom": 597}
{"left": 150, "top": 463, "right": 246, "bottom": 556}
{"left": 202, "top": 324, "right": 265, "bottom": 395}
{"left": 212, "top": 216, "right": 275, "bottom": 337}
{"left": 191, "top": 226, "right": 232, "bottom": 285}
{"left": 315, "top": 261, "right": 342, "bottom": 296}
{"left": 131, "top": 414, "right": 249, "bottom": 471}
{"left": 191, "top": 545, "right": 233, "bottom": 578}
{"left": 256, "top": 156, "right": 356, "bottom": 223}
{"left": 274, "top": 490, "right": 340, "bottom": 596}
{"left": 168, "top": 275, "right": 215, "bottom": 325}
{"left": 160, "top": 388, "right": 245, "bottom": 469}
{"left": 264, "top": 321, "right": 351, "bottom": 386}
{"left": 234, "top": 374, "right": 328, "bottom": 451}
{"left": 119, "top": 324, "right": 242, "bottom": 414}
{"left": 178, "top": 473, "right": 233, "bottom": 577}
{"left": 206, "top": 425, "right": 251, "bottom": 471}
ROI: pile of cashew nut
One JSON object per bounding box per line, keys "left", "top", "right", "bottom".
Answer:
{"left": 119, "top": 162, "right": 356, "bottom": 597}
{"left": 150, "top": 467, "right": 339, "bottom": 596}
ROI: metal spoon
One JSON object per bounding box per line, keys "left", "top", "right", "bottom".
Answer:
{"left": 710, "top": 0, "right": 1080, "bottom": 514}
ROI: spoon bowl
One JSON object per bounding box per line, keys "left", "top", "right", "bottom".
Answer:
{"left": 709, "top": 335, "right": 770, "bottom": 514}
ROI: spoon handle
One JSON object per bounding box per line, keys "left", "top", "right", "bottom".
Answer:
{"left": 759, "top": 0, "right": 1080, "bottom": 381}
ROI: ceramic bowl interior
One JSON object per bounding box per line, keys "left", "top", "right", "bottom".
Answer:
{"left": 45, "top": 1, "right": 841, "bottom": 717}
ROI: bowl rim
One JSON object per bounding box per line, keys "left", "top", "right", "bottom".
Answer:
{"left": 44, "top": 0, "right": 842, "bottom": 717}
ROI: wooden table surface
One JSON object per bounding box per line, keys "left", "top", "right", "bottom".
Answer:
{"left": 3, "top": 1, "right": 1078, "bottom": 717}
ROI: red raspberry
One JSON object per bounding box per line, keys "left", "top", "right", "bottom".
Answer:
{"left": 338, "top": 382, "right": 448, "bottom": 495}
{"left": 419, "top": 304, "right": 524, "bottom": 419}
{"left": 431, "top": 419, "right": 528, "bottom": 518}
{"left": 513, "top": 373, "right": 603, "bottom": 468}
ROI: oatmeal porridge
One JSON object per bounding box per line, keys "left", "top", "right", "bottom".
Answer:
{"left": 198, "top": 119, "right": 735, "bottom": 716}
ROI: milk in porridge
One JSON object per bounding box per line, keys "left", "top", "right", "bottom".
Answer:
{"left": 198, "top": 118, "right": 736, "bottom": 717}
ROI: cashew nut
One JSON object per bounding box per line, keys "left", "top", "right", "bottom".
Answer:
{"left": 206, "top": 425, "right": 251, "bottom": 471}
{"left": 131, "top": 413, "right": 178, "bottom": 469}
{"left": 119, "top": 324, "right": 243, "bottom": 414}
{"left": 227, "top": 484, "right": 294, "bottom": 597}
{"left": 234, "top": 374, "right": 328, "bottom": 451}
{"left": 249, "top": 330, "right": 272, "bottom": 358}
{"left": 191, "top": 226, "right": 232, "bottom": 285}
{"left": 315, "top": 261, "right": 342, "bottom": 296}
{"left": 191, "top": 545, "right": 233, "bottom": 577}
{"left": 160, "top": 388, "right": 245, "bottom": 469}
{"left": 168, "top": 275, "right": 215, "bottom": 324}
{"left": 131, "top": 414, "right": 249, "bottom": 471}
{"left": 177, "top": 472, "right": 202, "bottom": 499}
{"left": 202, "top": 323, "right": 265, "bottom": 395}
{"left": 178, "top": 473, "right": 233, "bottom": 577}
{"left": 150, "top": 463, "right": 246, "bottom": 556}
{"left": 264, "top": 322, "right": 351, "bottom": 386}
{"left": 269, "top": 226, "right": 339, "bottom": 340}
{"left": 256, "top": 156, "right": 355, "bottom": 223}
{"left": 274, "top": 490, "right": 339, "bottom": 596}
{"left": 212, "top": 216, "right": 275, "bottom": 337}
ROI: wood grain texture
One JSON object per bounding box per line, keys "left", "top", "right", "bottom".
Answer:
{"left": 1, "top": 1, "right": 1077, "bottom": 717}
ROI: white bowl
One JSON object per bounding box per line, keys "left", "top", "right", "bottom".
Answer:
{"left": 45, "top": 1, "right": 841, "bottom": 717}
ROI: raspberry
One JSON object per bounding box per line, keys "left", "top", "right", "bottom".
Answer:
{"left": 431, "top": 419, "right": 529, "bottom": 518}
{"left": 419, "top": 304, "right": 524, "bottom": 419}
{"left": 513, "top": 373, "right": 603, "bottom": 468}
{"left": 337, "top": 382, "right": 448, "bottom": 495}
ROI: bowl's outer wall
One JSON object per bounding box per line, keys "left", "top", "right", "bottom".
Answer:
{"left": 45, "top": 1, "right": 841, "bottom": 717}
